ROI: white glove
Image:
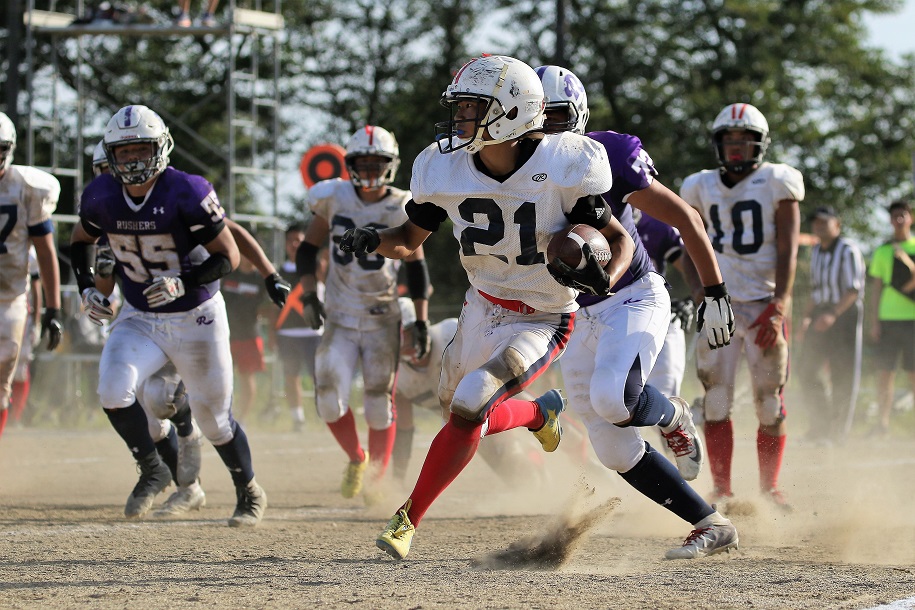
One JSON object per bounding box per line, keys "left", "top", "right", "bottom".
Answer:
{"left": 81, "top": 287, "right": 115, "bottom": 326}
{"left": 696, "top": 283, "right": 735, "bottom": 349}
{"left": 143, "top": 276, "right": 186, "bottom": 308}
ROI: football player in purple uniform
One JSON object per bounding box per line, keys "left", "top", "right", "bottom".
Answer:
{"left": 536, "top": 65, "right": 738, "bottom": 559}
{"left": 71, "top": 105, "right": 266, "bottom": 526}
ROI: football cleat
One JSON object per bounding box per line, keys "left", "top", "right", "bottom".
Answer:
{"left": 228, "top": 479, "right": 267, "bottom": 527}
{"left": 765, "top": 488, "right": 793, "bottom": 513}
{"left": 341, "top": 451, "right": 370, "bottom": 499}
{"left": 152, "top": 482, "right": 206, "bottom": 517}
{"left": 665, "top": 520, "right": 739, "bottom": 559}
{"left": 124, "top": 453, "right": 172, "bottom": 518}
{"left": 530, "top": 389, "right": 567, "bottom": 453}
{"left": 660, "top": 396, "right": 704, "bottom": 481}
{"left": 376, "top": 499, "right": 415, "bottom": 560}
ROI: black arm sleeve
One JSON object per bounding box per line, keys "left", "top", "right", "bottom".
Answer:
{"left": 406, "top": 200, "right": 448, "bottom": 232}
{"left": 296, "top": 241, "right": 320, "bottom": 276}
{"left": 191, "top": 219, "right": 226, "bottom": 247}
{"left": 405, "top": 259, "right": 431, "bottom": 299}
{"left": 79, "top": 218, "right": 104, "bottom": 239}
{"left": 70, "top": 241, "right": 97, "bottom": 293}
{"left": 565, "top": 195, "right": 611, "bottom": 230}
{"left": 181, "top": 253, "right": 233, "bottom": 287}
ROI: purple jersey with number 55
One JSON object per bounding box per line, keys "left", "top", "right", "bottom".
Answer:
{"left": 78, "top": 167, "right": 225, "bottom": 313}
{"left": 577, "top": 130, "right": 655, "bottom": 305}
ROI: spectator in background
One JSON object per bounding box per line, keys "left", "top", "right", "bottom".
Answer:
{"left": 798, "top": 206, "right": 865, "bottom": 442}
{"left": 222, "top": 253, "right": 269, "bottom": 423}
{"left": 867, "top": 200, "right": 915, "bottom": 436}
{"left": 176, "top": 0, "right": 220, "bottom": 27}
{"left": 273, "top": 223, "right": 323, "bottom": 432}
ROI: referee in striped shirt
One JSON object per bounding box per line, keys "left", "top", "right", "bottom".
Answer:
{"left": 798, "top": 206, "right": 865, "bottom": 441}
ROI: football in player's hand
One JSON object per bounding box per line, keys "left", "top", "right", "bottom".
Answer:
{"left": 547, "top": 224, "right": 612, "bottom": 271}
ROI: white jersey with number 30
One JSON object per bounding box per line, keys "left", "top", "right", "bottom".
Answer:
{"left": 681, "top": 162, "right": 804, "bottom": 303}
{"left": 410, "top": 132, "right": 613, "bottom": 313}
{"left": 308, "top": 178, "right": 410, "bottom": 330}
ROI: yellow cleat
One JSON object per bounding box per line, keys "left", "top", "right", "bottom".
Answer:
{"left": 341, "top": 450, "right": 369, "bottom": 499}
{"left": 376, "top": 499, "right": 415, "bottom": 560}
{"left": 530, "top": 389, "right": 567, "bottom": 452}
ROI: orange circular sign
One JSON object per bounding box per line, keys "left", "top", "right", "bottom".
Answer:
{"left": 299, "top": 143, "right": 349, "bottom": 188}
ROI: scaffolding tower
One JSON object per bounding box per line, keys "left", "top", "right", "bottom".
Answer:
{"left": 23, "top": 0, "right": 284, "bottom": 218}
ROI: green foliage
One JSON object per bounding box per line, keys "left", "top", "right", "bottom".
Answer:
{"left": 502, "top": 0, "right": 914, "bottom": 243}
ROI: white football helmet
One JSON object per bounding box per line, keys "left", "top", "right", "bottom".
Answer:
{"left": 0, "top": 111, "right": 17, "bottom": 172}
{"left": 711, "top": 102, "right": 770, "bottom": 174}
{"left": 344, "top": 125, "right": 400, "bottom": 188}
{"left": 436, "top": 55, "right": 546, "bottom": 154}
{"left": 103, "top": 104, "right": 174, "bottom": 185}
{"left": 91, "top": 140, "right": 109, "bottom": 177}
{"left": 535, "top": 65, "right": 590, "bottom": 134}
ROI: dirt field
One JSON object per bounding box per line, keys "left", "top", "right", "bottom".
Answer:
{"left": 1, "top": 419, "right": 914, "bottom": 609}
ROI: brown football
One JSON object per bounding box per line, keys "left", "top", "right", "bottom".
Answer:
{"left": 547, "top": 224, "right": 612, "bottom": 271}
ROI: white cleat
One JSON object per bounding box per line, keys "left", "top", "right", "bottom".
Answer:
{"left": 665, "top": 519, "right": 739, "bottom": 559}
{"left": 661, "top": 396, "right": 704, "bottom": 481}
{"left": 152, "top": 482, "right": 206, "bottom": 517}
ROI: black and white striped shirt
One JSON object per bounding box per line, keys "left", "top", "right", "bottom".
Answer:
{"left": 810, "top": 236, "right": 865, "bottom": 307}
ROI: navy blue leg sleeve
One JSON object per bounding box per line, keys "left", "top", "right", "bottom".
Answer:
{"left": 618, "top": 442, "right": 713, "bottom": 525}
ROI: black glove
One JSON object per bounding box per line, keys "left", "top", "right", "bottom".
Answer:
{"left": 339, "top": 227, "right": 380, "bottom": 256}
{"left": 696, "top": 282, "right": 735, "bottom": 349}
{"left": 413, "top": 320, "right": 431, "bottom": 360}
{"left": 95, "top": 244, "right": 116, "bottom": 278}
{"left": 547, "top": 244, "right": 613, "bottom": 296}
{"left": 40, "top": 307, "right": 64, "bottom": 351}
{"left": 264, "top": 272, "right": 291, "bottom": 309}
{"left": 299, "top": 290, "right": 325, "bottom": 330}
{"left": 670, "top": 298, "right": 695, "bottom": 332}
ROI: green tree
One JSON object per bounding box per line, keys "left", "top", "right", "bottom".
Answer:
{"left": 503, "top": 0, "right": 915, "bottom": 241}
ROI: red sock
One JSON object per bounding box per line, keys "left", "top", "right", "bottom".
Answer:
{"left": 405, "top": 413, "right": 483, "bottom": 527}
{"left": 368, "top": 424, "right": 396, "bottom": 478}
{"left": 11, "top": 374, "right": 30, "bottom": 422}
{"left": 757, "top": 429, "right": 786, "bottom": 492}
{"left": 485, "top": 398, "right": 542, "bottom": 435}
{"left": 704, "top": 420, "right": 734, "bottom": 495}
{"left": 326, "top": 409, "right": 365, "bottom": 463}
{"left": 0, "top": 409, "right": 8, "bottom": 440}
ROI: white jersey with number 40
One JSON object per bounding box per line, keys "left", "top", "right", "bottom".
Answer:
{"left": 681, "top": 162, "right": 804, "bottom": 303}
{"left": 0, "top": 165, "right": 60, "bottom": 301}
{"left": 308, "top": 178, "right": 410, "bottom": 330}
{"left": 410, "top": 132, "right": 613, "bottom": 314}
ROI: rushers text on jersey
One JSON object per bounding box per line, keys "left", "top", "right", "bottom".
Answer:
{"left": 78, "top": 167, "right": 227, "bottom": 313}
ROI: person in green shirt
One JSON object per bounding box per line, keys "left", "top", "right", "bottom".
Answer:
{"left": 867, "top": 199, "right": 915, "bottom": 435}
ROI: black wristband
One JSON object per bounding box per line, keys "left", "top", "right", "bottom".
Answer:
{"left": 405, "top": 259, "right": 431, "bottom": 299}
{"left": 70, "top": 241, "right": 97, "bottom": 293}
{"left": 181, "top": 252, "right": 233, "bottom": 287}
{"left": 296, "top": 241, "right": 320, "bottom": 276}
{"left": 704, "top": 282, "right": 728, "bottom": 299}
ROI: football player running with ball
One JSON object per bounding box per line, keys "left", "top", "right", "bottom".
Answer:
{"left": 341, "top": 55, "right": 635, "bottom": 560}
{"left": 680, "top": 103, "right": 803, "bottom": 511}
{"left": 536, "top": 65, "right": 738, "bottom": 559}
{"left": 71, "top": 105, "right": 267, "bottom": 526}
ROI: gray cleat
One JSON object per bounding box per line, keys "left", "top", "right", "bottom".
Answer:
{"left": 152, "top": 481, "right": 206, "bottom": 517}
{"left": 665, "top": 520, "right": 739, "bottom": 559}
{"left": 228, "top": 478, "right": 267, "bottom": 527}
{"left": 661, "top": 396, "right": 704, "bottom": 481}
{"left": 124, "top": 453, "right": 172, "bottom": 518}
